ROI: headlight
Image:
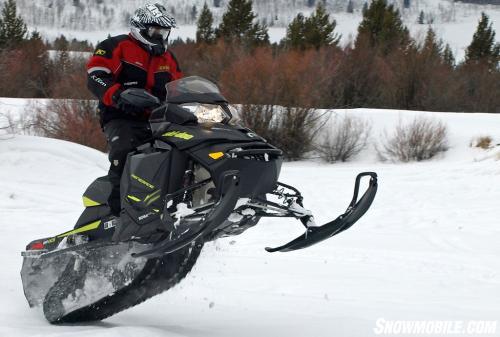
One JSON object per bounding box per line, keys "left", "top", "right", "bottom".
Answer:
{"left": 181, "top": 103, "right": 230, "bottom": 123}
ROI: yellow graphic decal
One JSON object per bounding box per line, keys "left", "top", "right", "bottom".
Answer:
{"left": 209, "top": 152, "right": 225, "bottom": 160}
{"left": 57, "top": 221, "right": 101, "bottom": 238}
{"left": 131, "top": 174, "right": 155, "bottom": 189}
{"left": 83, "top": 196, "right": 101, "bottom": 207}
{"left": 127, "top": 195, "right": 142, "bottom": 202}
{"left": 162, "top": 131, "right": 194, "bottom": 140}
{"left": 95, "top": 49, "right": 106, "bottom": 56}
{"left": 144, "top": 190, "right": 161, "bottom": 204}
{"left": 158, "top": 65, "right": 170, "bottom": 71}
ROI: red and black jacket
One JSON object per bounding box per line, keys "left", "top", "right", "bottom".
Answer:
{"left": 87, "top": 34, "right": 183, "bottom": 125}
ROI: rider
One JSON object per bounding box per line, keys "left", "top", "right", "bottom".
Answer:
{"left": 86, "top": 3, "right": 183, "bottom": 215}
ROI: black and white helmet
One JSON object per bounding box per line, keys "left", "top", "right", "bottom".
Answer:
{"left": 130, "top": 3, "right": 177, "bottom": 55}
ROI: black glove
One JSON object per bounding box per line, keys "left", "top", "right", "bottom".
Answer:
{"left": 114, "top": 88, "right": 160, "bottom": 116}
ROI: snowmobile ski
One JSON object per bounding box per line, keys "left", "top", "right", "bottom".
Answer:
{"left": 265, "top": 172, "right": 378, "bottom": 252}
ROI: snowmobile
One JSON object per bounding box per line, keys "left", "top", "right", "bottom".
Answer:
{"left": 20, "top": 76, "right": 378, "bottom": 324}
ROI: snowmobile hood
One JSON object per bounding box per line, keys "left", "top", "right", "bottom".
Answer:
{"left": 158, "top": 123, "right": 265, "bottom": 150}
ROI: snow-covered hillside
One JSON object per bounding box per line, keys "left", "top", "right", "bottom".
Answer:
{"left": 1, "top": 98, "right": 500, "bottom": 336}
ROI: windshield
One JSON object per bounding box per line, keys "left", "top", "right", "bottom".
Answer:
{"left": 166, "top": 76, "right": 225, "bottom": 103}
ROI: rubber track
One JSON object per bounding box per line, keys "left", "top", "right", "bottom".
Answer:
{"left": 44, "top": 240, "right": 204, "bottom": 323}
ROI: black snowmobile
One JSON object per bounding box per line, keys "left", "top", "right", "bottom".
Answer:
{"left": 21, "top": 76, "right": 378, "bottom": 324}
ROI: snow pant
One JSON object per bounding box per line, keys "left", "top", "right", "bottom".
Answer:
{"left": 103, "top": 119, "right": 152, "bottom": 215}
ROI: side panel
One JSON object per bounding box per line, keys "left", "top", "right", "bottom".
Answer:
{"left": 114, "top": 146, "right": 188, "bottom": 242}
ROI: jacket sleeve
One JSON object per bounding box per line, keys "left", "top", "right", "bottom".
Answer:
{"left": 87, "top": 39, "right": 123, "bottom": 106}
{"left": 168, "top": 50, "right": 184, "bottom": 81}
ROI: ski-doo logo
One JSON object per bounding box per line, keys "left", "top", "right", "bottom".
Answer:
{"left": 146, "top": 4, "right": 163, "bottom": 18}
{"left": 95, "top": 49, "right": 106, "bottom": 56}
{"left": 103, "top": 220, "right": 117, "bottom": 230}
{"left": 91, "top": 75, "right": 107, "bottom": 87}
{"left": 162, "top": 131, "right": 194, "bottom": 140}
{"left": 138, "top": 212, "right": 155, "bottom": 221}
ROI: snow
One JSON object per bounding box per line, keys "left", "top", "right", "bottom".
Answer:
{"left": 1, "top": 100, "right": 500, "bottom": 336}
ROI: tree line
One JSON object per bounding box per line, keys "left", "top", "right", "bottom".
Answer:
{"left": 0, "top": 0, "right": 499, "bottom": 113}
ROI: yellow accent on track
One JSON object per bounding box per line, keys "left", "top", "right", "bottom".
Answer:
{"left": 83, "top": 196, "right": 101, "bottom": 207}
{"left": 209, "top": 152, "right": 225, "bottom": 160}
{"left": 57, "top": 220, "right": 101, "bottom": 238}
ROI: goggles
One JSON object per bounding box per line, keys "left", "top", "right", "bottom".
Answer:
{"left": 147, "top": 26, "right": 171, "bottom": 40}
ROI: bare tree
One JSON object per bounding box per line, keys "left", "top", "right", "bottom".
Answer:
{"left": 0, "top": 112, "right": 14, "bottom": 138}
{"left": 377, "top": 116, "right": 448, "bottom": 162}
{"left": 32, "top": 99, "right": 106, "bottom": 151}
{"left": 316, "top": 114, "right": 371, "bottom": 163}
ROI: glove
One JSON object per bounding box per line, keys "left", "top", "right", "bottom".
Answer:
{"left": 113, "top": 90, "right": 142, "bottom": 116}
{"left": 113, "top": 88, "right": 160, "bottom": 116}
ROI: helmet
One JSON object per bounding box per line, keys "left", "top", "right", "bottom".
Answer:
{"left": 130, "top": 3, "right": 177, "bottom": 55}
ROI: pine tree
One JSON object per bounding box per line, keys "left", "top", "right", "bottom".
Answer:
{"left": 356, "top": 0, "right": 410, "bottom": 54}
{"left": 418, "top": 10, "right": 425, "bottom": 24}
{"left": 217, "top": 0, "right": 269, "bottom": 47}
{"left": 403, "top": 0, "right": 411, "bottom": 9}
{"left": 191, "top": 6, "right": 198, "bottom": 22}
{"left": 443, "top": 43, "right": 455, "bottom": 67}
{"left": 196, "top": 3, "right": 216, "bottom": 44}
{"left": 284, "top": 3, "right": 340, "bottom": 50}
{"left": 347, "top": 0, "right": 354, "bottom": 14}
{"left": 284, "top": 13, "right": 307, "bottom": 49}
{"left": 465, "top": 12, "right": 500, "bottom": 69}
{"left": 362, "top": 2, "right": 368, "bottom": 15}
{"left": 422, "top": 27, "right": 443, "bottom": 58}
{"left": 304, "top": 2, "right": 341, "bottom": 49}
{"left": 0, "top": 0, "right": 27, "bottom": 49}
{"left": 421, "top": 27, "right": 444, "bottom": 66}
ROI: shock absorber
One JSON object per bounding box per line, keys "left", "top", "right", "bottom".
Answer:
{"left": 181, "top": 160, "right": 195, "bottom": 206}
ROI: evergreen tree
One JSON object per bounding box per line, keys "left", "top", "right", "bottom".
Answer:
{"left": 403, "top": 0, "right": 411, "bottom": 9}
{"left": 347, "top": 0, "right": 354, "bottom": 14}
{"left": 356, "top": 0, "right": 410, "bottom": 54}
{"left": 0, "top": 0, "right": 27, "bottom": 49}
{"left": 362, "top": 2, "right": 368, "bottom": 16}
{"left": 284, "top": 3, "right": 340, "bottom": 50}
{"left": 284, "top": 13, "right": 307, "bottom": 49}
{"left": 191, "top": 6, "right": 198, "bottom": 22}
{"left": 196, "top": 3, "right": 216, "bottom": 44}
{"left": 53, "top": 34, "right": 69, "bottom": 50}
{"left": 443, "top": 43, "right": 455, "bottom": 67}
{"left": 217, "top": 0, "right": 269, "bottom": 47}
{"left": 465, "top": 12, "right": 500, "bottom": 69}
{"left": 304, "top": 2, "right": 340, "bottom": 49}
{"left": 422, "top": 27, "right": 443, "bottom": 59}
{"left": 418, "top": 10, "right": 425, "bottom": 24}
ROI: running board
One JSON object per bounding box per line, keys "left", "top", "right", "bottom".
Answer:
{"left": 265, "top": 172, "right": 378, "bottom": 253}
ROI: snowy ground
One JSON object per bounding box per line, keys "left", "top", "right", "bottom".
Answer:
{"left": 1, "top": 101, "right": 500, "bottom": 336}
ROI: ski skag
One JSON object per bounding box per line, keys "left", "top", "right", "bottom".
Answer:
{"left": 20, "top": 76, "right": 378, "bottom": 324}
